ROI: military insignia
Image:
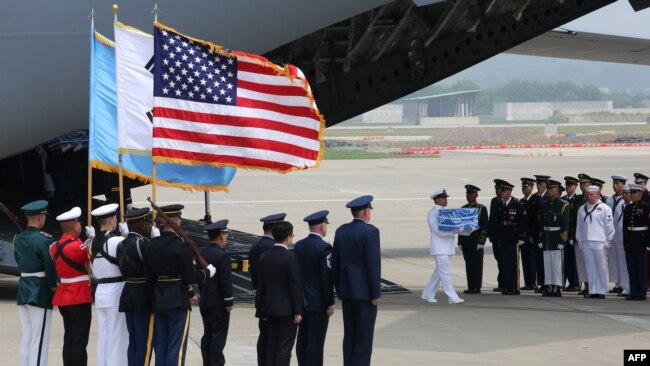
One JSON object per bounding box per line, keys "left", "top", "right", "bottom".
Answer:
{"left": 553, "top": 215, "right": 557, "bottom": 221}
{"left": 326, "top": 253, "right": 332, "bottom": 269}
{"left": 231, "top": 262, "right": 239, "bottom": 270}
{"left": 40, "top": 231, "right": 52, "bottom": 238}
{"left": 637, "top": 209, "right": 644, "bottom": 215}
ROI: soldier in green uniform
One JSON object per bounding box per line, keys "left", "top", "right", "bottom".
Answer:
{"left": 14, "top": 200, "right": 58, "bottom": 366}
{"left": 591, "top": 177, "right": 608, "bottom": 203}
{"left": 538, "top": 180, "right": 570, "bottom": 297}
{"left": 561, "top": 176, "right": 583, "bottom": 291}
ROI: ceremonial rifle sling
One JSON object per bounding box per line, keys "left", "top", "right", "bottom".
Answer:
{"left": 53, "top": 240, "right": 87, "bottom": 274}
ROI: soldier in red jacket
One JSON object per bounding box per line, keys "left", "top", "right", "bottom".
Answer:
{"left": 49, "top": 207, "right": 93, "bottom": 366}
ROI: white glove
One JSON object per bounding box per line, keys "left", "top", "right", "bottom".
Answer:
{"left": 605, "top": 241, "right": 611, "bottom": 249}
{"left": 118, "top": 222, "right": 129, "bottom": 236}
{"left": 85, "top": 226, "right": 95, "bottom": 239}
{"left": 558, "top": 244, "right": 564, "bottom": 250}
{"left": 646, "top": 247, "right": 650, "bottom": 252}
{"left": 150, "top": 226, "right": 161, "bottom": 238}
{"left": 126, "top": 203, "right": 133, "bottom": 212}
{"left": 477, "top": 244, "right": 484, "bottom": 250}
{"left": 207, "top": 264, "right": 216, "bottom": 278}
{"left": 569, "top": 240, "right": 574, "bottom": 245}
{"left": 538, "top": 243, "right": 543, "bottom": 249}
{"left": 517, "top": 240, "right": 524, "bottom": 246}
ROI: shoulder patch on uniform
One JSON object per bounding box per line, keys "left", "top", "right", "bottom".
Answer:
{"left": 40, "top": 231, "right": 52, "bottom": 238}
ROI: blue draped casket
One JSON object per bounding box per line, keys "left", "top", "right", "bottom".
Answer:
{"left": 438, "top": 208, "right": 479, "bottom": 232}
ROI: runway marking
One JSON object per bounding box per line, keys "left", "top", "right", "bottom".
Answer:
{"left": 134, "top": 197, "right": 465, "bottom": 205}
{"left": 428, "top": 302, "right": 650, "bottom": 317}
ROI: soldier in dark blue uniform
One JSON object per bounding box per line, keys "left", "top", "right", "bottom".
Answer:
{"left": 488, "top": 181, "right": 529, "bottom": 295}
{"left": 257, "top": 221, "right": 303, "bottom": 366}
{"left": 116, "top": 207, "right": 158, "bottom": 366}
{"left": 519, "top": 177, "right": 537, "bottom": 290}
{"left": 561, "top": 176, "right": 583, "bottom": 291}
{"left": 633, "top": 173, "right": 650, "bottom": 203}
{"left": 488, "top": 180, "right": 507, "bottom": 292}
{"left": 623, "top": 184, "right": 650, "bottom": 300}
{"left": 293, "top": 210, "right": 335, "bottom": 366}
{"left": 248, "top": 212, "right": 286, "bottom": 366}
{"left": 143, "top": 204, "right": 216, "bottom": 366}
{"left": 15, "top": 200, "right": 58, "bottom": 366}
{"left": 332, "top": 195, "right": 381, "bottom": 366}
{"left": 530, "top": 174, "right": 550, "bottom": 292}
{"left": 199, "top": 219, "right": 234, "bottom": 366}
{"left": 458, "top": 185, "right": 488, "bottom": 294}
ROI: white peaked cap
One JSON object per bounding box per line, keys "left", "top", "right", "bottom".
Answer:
{"left": 56, "top": 207, "right": 82, "bottom": 222}
{"left": 91, "top": 203, "right": 119, "bottom": 217}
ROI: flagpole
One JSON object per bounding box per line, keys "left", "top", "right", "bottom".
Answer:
{"left": 87, "top": 8, "right": 96, "bottom": 226}
{"left": 111, "top": 3, "right": 125, "bottom": 221}
{"left": 150, "top": 3, "right": 160, "bottom": 224}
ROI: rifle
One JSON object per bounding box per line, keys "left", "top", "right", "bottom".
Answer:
{"left": 147, "top": 197, "right": 208, "bottom": 269}
{"left": 0, "top": 202, "right": 24, "bottom": 231}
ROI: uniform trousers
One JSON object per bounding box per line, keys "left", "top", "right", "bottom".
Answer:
{"left": 125, "top": 312, "right": 154, "bottom": 366}
{"left": 296, "top": 310, "right": 329, "bottom": 366}
{"left": 422, "top": 255, "right": 461, "bottom": 301}
{"left": 200, "top": 306, "right": 230, "bottom": 366}
{"left": 625, "top": 250, "right": 648, "bottom": 298}
{"left": 59, "top": 303, "right": 92, "bottom": 366}
{"left": 499, "top": 243, "right": 518, "bottom": 291}
{"left": 154, "top": 309, "right": 190, "bottom": 366}
{"left": 96, "top": 306, "right": 128, "bottom": 366}
{"left": 492, "top": 243, "right": 503, "bottom": 288}
{"left": 563, "top": 243, "right": 579, "bottom": 287}
{"left": 520, "top": 242, "right": 537, "bottom": 287}
{"left": 257, "top": 318, "right": 269, "bottom": 366}
{"left": 341, "top": 299, "right": 377, "bottom": 366}
{"left": 543, "top": 250, "right": 563, "bottom": 286}
{"left": 19, "top": 305, "right": 52, "bottom": 366}
{"left": 582, "top": 242, "right": 608, "bottom": 295}
{"left": 535, "top": 245, "right": 545, "bottom": 287}
{"left": 460, "top": 242, "right": 484, "bottom": 290}
{"left": 265, "top": 316, "right": 297, "bottom": 366}
{"left": 607, "top": 243, "right": 630, "bottom": 293}
{"left": 575, "top": 243, "right": 588, "bottom": 283}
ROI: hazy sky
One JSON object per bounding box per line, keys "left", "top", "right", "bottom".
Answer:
{"left": 565, "top": 1, "right": 650, "bottom": 38}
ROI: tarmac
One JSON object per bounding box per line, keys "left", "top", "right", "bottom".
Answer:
{"left": 2, "top": 147, "right": 650, "bottom": 365}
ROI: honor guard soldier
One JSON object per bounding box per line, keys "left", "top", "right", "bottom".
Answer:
{"left": 576, "top": 186, "right": 615, "bottom": 299}
{"left": 116, "top": 207, "right": 159, "bottom": 366}
{"left": 538, "top": 180, "right": 570, "bottom": 297}
{"left": 50, "top": 207, "right": 93, "bottom": 366}
{"left": 143, "top": 204, "right": 216, "bottom": 366}
{"left": 606, "top": 175, "right": 629, "bottom": 296}
{"left": 90, "top": 203, "right": 128, "bottom": 366}
{"left": 575, "top": 173, "right": 593, "bottom": 295}
{"left": 591, "top": 178, "right": 608, "bottom": 203}
{"left": 530, "top": 174, "right": 550, "bottom": 292}
{"left": 519, "top": 178, "right": 538, "bottom": 291}
{"left": 15, "top": 200, "right": 57, "bottom": 366}
{"left": 489, "top": 180, "right": 528, "bottom": 295}
{"left": 249, "top": 212, "right": 286, "bottom": 366}
{"left": 199, "top": 219, "right": 234, "bottom": 366}
{"left": 458, "top": 185, "right": 488, "bottom": 294}
{"left": 633, "top": 173, "right": 650, "bottom": 203}
{"left": 293, "top": 210, "right": 335, "bottom": 366}
{"left": 332, "top": 195, "right": 381, "bottom": 366}
{"left": 561, "top": 176, "right": 583, "bottom": 291}
{"left": 623, "top": 184, "right": 650, "bottom": 300}
{"left": 257, "top": 221, "right": 303, "bottom": 366}
{"left": 488, "top": 179, "right": 508, "bottom": 292}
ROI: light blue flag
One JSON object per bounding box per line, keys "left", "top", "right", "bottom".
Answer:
{"left": 89, "top": 28, "right": 236, "bottom": 191}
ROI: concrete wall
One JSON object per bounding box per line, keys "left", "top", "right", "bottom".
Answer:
{"left": 419, "top": 116, "right": 479, "bottom": 126}
{"left": 361, "top": 104, "right": 403, "bottom": 123}
{"left": 493, "top": 101, "right": 613, "bottom": 121}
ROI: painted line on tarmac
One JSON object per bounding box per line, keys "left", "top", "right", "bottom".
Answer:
{"left": 134, "top": 197, "right": 467, "bottom": 205}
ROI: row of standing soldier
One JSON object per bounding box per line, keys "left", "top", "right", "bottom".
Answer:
{"left": 14, "top": 194, "right": 382, "bottom": 366}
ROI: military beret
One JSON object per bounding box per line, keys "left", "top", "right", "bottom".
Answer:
{"left": 564, "top": 176, "right": 579, "bottom": 185}
{"left": 431, "top": 188, "right": 449, "bottom": 200}
{"left": 260, "top": 213, "right": 287, "bottom": 223}
{"left": 634, "top": 172, "right": 649, "bottom": 183}
{"left": 124, "top": 207, "right": 149, "bottom": 223}
{"left": 465, "top": 185, "right": 481, "bottom": 193}
{"left": 346, "top": 195, "right": 374, "bottom": 210}
{"left": 578, "top": 173, "right": 592, "bottom": 183}
{"left": 591, "top": 178, "right": 605, "bottom": 187}
{"left": 534, "top": 175, "right": 551, "bottom": 183}
{"left": 91, "top": 203, "right": 119, "bottom": 219}
{"left": 160, "top": 204, "right": 184, "bottom": 218}
{"left": 21, "top": 200, "right": 48, "bottom": 216}
{"left": 629, "top": 183, "right": 644, "bottom": 192}
{"left": 56, "top": 207, "right": 82, "bottom": 222}
{"left": 206, "top": 219, "right": 229, "bottom": 236}
{"left": 303, "top": 210, "right": 329, "bottom": 226}
{"left": 611, "top": 175, "right": 628, "bottom": 183}
{"left": 521, "top": 178, "right": 535, "bottom": 186}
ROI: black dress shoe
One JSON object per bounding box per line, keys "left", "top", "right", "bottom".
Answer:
{"left": 541, "top": 291, "right": 551, "bottom": 297}
{"left": 590, "top": 294, "right": 605, "bottom": 299}
{"left": 618, "top": 292, "right": 628, "bottom": 297}
{"left": 520, "top": 286, "right": 535, "bottom": 291}
{"left": 554, "top": 290, "right": 562, "bottom": 298}
{"left": 463, "top": 289, "right": 472, "bottom": 294}
{"left": 472, "top": 289, "right": 482, "bottom": 294}
{"left": 609, "top": 287, "right": 622, "bottom": 294}
{"left": 565, "top": 286, "right": 581, "bottom": 292}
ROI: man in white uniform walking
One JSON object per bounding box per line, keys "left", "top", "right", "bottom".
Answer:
{"left": 576, "top": 186, "right": 615, "bottom": 299}
{"left": 422, "top": 188, "right": 464, "bottom": 304}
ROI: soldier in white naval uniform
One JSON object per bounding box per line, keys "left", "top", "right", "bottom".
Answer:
{"left": 605, "top": 175, "right": 630, "bottom": 296}
{"left": 576, "top": 186, "right": 615, "bottom": 298}
{"left": 422, "top": 188, "right": 464, "bottom": 304}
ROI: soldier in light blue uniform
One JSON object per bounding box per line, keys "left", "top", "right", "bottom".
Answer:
{"left": 14, "top": 200, "right": 58, "bottom": 366}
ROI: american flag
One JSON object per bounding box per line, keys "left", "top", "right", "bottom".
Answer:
{"left": 152, "top": 23, "right": 324, "bottom": 173}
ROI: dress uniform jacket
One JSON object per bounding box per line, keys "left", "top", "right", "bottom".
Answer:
{"left": 606, "top": 195, "right": 626, "bottom": 245}
{"left": 143, "top": 231, "right": 209, "bottom": 311}
{"left": 331, "top": 219, "right": 381, "bottom": 301}
{"left": 623, "top": 201, "right": 650, "bottom": 253}
{"left": 249, "top": 236, "right": 275, "bottom": 291}
{"left": 561, "top": 194, "right": 585, "bottom": 244}
{"left": 116, "top": 232, "right": 153, "bottom": 314}
{"left": 50, "top": 233, "right": 93, "bottom": 306}
{"left": 527, "top": 192, "right": 547, "bottom": 243}
{"left": 576, "top": 203, "right": 615, "bottom": 244}
{"left": 15, "top": 227, "right": 58, "bottom": 308}
{"left": 199, "top": 245, "right": 234, "bottom": 310}
{"left": 258, "top": 245, "right": 303, "bottom": 317}
{"left": 489, "top": 198, "right": 529, "bottom": 245}
{"left": 293, "top": 233, "right": 335, "bottom": 312}
{"left": 428, "top": 205, "right": 456, "bottom": 256}
{"left": 458, "top": 203, "right": 488, "bottom": 248}
{"left": 538, "top": 198, "right": 570, "bottom": 250}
